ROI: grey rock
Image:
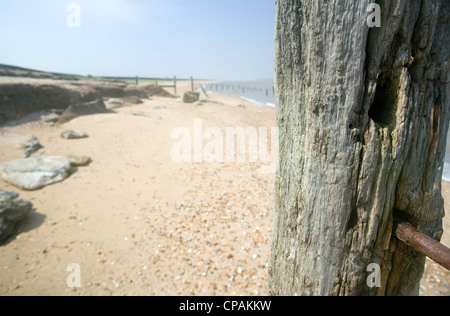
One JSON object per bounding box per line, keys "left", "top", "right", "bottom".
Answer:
{"left": 106, "top": 98, "right": 128, "bottom": 110}
{"left": 183, "top": 91, "right": 200, "bottom": 103}
{"left": 0, "top": 189, "right": 32, "bottom": 243}
{"left": 270, "top": 0, "right": 449, "bottom": 297}
{"left": 20, "top": 136, "right": 43, "bottom": 158}
{"left": 108, "top": 98, "right": 124, "bottom": 105}
{"left": 50, "top": 109, "right": 64, "bottom": 115}
{"left": 0, "top": 156, "right": 73, "bottom": 191}
{"left": 68, "top": 156, "right": 92, "bottom": 167}
{"left": 61, "top": 130, "right": 89, "bottom": 140}
{"left": 41, "top": 113, "right": 60, "bottom": 123}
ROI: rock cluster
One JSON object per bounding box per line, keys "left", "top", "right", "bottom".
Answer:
{"left": 0, "top": 79, "right": 174, "bottom": 124}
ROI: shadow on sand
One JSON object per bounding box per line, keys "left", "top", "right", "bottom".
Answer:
{"left": 1, "top": 210, "right": 46, "bottom": 247}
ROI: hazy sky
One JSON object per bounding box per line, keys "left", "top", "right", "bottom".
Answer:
{"left": 0, "top": 0, "right": 276, "bottom": 81}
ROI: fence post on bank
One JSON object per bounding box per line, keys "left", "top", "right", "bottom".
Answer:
{"left": 174, "top": 76, "right": 177, "bottom": 96}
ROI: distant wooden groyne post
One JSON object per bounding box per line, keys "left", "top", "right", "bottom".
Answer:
{"left": 157, "top": 76, "right": 178, "bottom": 96}
{"left": 191, "top": 76, "right": 194, "bottom": 91}
{"left": 174, "top": 76, "right": 177, "bottom": 95}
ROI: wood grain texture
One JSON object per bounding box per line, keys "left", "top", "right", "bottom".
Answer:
{"left": 269, "top": 0, "right": 449, "bottom": 296}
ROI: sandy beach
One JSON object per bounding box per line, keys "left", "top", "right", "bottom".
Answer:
{"left": 0, "top": 81, "right": 276, "bottom": 296}
{"left": 0, "top": 81, "right": 448, "bottom": 296}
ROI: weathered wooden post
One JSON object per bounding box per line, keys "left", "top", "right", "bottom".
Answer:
{"left": 174, "top": 76, "right": 177, "bottom": 96}
{"left": 269, "top": 0, "right": 449, "bottom": 296}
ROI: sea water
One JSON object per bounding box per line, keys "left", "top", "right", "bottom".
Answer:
{"left": 205, "top": 80, "right": 450, "bottom": 182}
{"left": 204, "top": 80, "right": 275, "bottom": 108}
